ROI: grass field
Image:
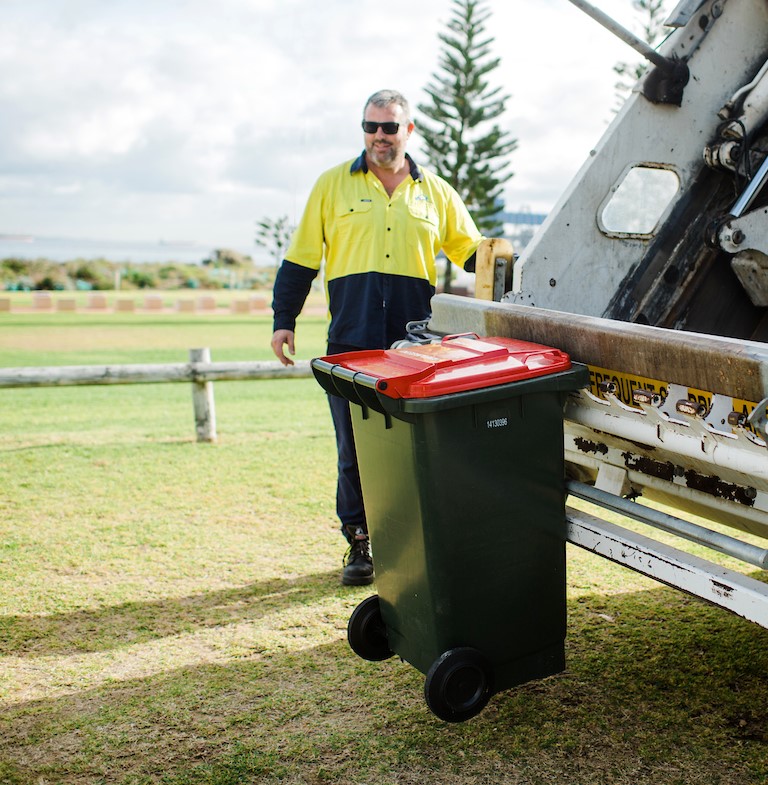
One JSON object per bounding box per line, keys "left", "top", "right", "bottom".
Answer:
{"left": 0, "top": 293, "right": 767, "bottom": 784}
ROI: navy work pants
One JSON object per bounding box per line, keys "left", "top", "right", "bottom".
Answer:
{"left": 326, "top": 343, "right": 367, "bottom": 543}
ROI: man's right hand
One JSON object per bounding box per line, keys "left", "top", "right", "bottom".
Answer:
{"left": 271, "top": 329, "right": 296, "bottom": 366}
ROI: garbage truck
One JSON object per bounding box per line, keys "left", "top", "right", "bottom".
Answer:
{"left": 321, "top": 0, "right": 768, "bottom": 721}
{"left": 428, "top": 0, "right": 768, "bottom": 631}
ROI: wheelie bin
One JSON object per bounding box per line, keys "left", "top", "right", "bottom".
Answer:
{"left": 311, "top": 334, "right": 589, "bottom": 722}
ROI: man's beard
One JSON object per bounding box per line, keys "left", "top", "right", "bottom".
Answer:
{"left": 368, "top": 141, "right": 397, "bottom": 167}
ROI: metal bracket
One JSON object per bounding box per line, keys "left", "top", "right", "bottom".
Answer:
{"left": 748, "top": 397, "right": 768, "bottom": 443}
{"left": 718, "top": 208, "right": 768, "bottom": 254}
{"left": 717, "top": 206, "right": 768, "bottom": 306}
{"left": 665, "top": 0, "right": 710, "bottom": 27}
{"left": 567, "top": 506, "right": 768, "bottom": 629}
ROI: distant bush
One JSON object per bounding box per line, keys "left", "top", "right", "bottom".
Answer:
{"left": 1, "top": 253, "right": 275, "bottom": 291}
{"left": 65, "top": 259, "right": 115, "bottom": 290}
{"left": 202, "top": 248, "right": 254, "bottom": 267}
{"left": 122, "top": 269, "right": 158, "bottom": 289}
{"left": 36, "top": 275, "right": 67, "bottom": 291}
{"left": 2, "top": 258, "right": 27, "bottom": 275}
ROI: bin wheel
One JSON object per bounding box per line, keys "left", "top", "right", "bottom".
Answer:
{"left": 424, "top": 647, "right": 494, "bottom": 722}
{"left": 347, "top": 595, "right": 393, "bottom": 662}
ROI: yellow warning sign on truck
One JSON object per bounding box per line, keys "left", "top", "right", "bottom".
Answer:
{"left": 587, "top": 365, "right": 757, "bottom": 422}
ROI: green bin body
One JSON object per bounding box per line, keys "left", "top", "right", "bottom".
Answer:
{"left": 312, "top": 335, "right": 589, "bottom": 713}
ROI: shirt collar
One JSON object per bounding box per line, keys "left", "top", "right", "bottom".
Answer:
{"left": 350, "top": 152, "right": 423, "bottom": 183}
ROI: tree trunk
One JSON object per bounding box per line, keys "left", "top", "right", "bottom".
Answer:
{"left": 442, "top": 262, "right": 453, "bottom": 294}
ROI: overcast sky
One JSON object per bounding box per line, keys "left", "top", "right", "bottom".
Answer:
{"left": 0, "top": 0, "right": 663, "bottom": 254}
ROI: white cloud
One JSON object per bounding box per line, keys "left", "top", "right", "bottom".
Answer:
{"left": 0, "top": 0, "right": 659, "bottom": 247}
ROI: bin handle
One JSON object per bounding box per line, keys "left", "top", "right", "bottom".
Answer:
{"left": 442, "top": 332, "right": 480, "bottom": 344}
{"left": 328, "top": 364, "right": 380, "bottom": 390}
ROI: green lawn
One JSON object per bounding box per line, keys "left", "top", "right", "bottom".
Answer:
{"left": 0, "top": 300, "right": 766, "bottom": 784}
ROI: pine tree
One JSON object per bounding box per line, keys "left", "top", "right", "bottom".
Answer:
{"left": 418, "top": 0, "right": 516, "bottom": 292}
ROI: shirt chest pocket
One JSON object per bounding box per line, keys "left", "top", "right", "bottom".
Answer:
{"left": 333, "top": 199, "right": 374, "bottom": 242}
{"left": 406, "top": 198, "right": 440, "bottom": 247}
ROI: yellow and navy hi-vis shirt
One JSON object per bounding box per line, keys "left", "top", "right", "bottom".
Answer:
{"left": 272, "top": 152, "right": 484, "bottom": 350}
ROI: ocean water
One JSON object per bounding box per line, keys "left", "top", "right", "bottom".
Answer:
{"left": 0, "top": 235, "right": 258, "bottom": 265}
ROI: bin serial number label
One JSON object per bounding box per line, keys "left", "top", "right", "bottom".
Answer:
{"left": 486, "top": 416, "right": 509, "bottom": 429}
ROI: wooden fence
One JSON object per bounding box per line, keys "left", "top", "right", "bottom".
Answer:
{"left": 0, "top": 348, "right": 313, "bottom": 442}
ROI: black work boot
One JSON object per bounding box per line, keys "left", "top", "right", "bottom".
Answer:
{"left": 342, "top": 525, "right": 374, "bottom": 586}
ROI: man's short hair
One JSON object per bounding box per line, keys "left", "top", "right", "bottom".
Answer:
{"left": 364, "top": 89, "right": 411, "bottom": 124}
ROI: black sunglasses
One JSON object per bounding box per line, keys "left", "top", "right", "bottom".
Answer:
{"left": 362, "top": 120, "right": 400, "bottom": 134}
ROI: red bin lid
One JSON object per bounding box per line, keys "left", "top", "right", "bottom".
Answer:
{"left": 321, "top": 334, "right": 573, "bottom": 399}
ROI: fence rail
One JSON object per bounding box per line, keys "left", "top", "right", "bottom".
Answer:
{"left": 0, "top": 348, "right": 313, "bottom": 442}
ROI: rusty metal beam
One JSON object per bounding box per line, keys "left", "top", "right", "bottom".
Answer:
{"left": 429, "top": 294, "right": 768, "bottom": 403}
{"left": 567, "top": 506, "right": 768, "bottom": 629}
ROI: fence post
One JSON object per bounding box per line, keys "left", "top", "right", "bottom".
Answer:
{"left": 190, "top": 348, "right": 217, "bottom": 442}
